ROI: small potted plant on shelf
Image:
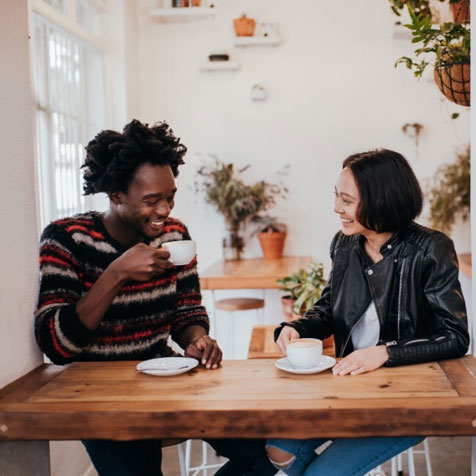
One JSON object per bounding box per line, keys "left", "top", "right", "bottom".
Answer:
{"left": 233, "top": 13, "right": 256, "bottom": 37}
{"left": 195, "top": 156, "right": 288, "bottom": 261}
{"left": 427, "top": 145, "right": 470, "bottom": 234}
{"left": 252, "top": 215, "right": 287, "bottom": 260}
{"left": 390, "top": 0, "right": 470, "bottom": 106}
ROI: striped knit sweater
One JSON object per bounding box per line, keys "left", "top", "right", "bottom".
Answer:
{"left": 34, "top": 212, "right": 209, "bottom": 364}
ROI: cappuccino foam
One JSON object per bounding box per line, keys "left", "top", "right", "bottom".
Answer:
{"left": 287, "top": 339, "right": 319, "bottom": 348}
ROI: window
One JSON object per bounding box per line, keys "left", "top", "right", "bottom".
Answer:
{"left": 31, "top": 0, "right": 106, "bottom": 227}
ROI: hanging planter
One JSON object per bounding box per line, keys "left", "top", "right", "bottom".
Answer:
{"left": 433, "top": 62, "right": 470, "bottom": 106}
{"left": 392, "top": 2, "right": 470, "bottom": 109}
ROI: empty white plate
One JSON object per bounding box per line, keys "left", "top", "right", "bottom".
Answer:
{"left": 275, "top": 355, "right": 336, "bottom": 375}
{"left": 136, "top": 357, "right": 199, "bottom": 376}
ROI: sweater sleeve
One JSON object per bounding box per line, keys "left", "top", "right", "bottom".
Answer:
{"left": 170, "top": 226, "right": 210, "bottom": 340}
{"left": 385, "top": 234, "right": 469, "bottom": 367}
{"left": 34, "top": 224, "right": 96, "bottom": 364}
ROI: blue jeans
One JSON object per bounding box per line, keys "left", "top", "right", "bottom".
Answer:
{"left": 82, "top": 438, "right": 277, "bottom": 476}
{"left": 266, "top": 436, "right": 424, "bottom": 476}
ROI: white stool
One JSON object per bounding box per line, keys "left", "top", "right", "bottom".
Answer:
{"left": 215, "top": 297, "right": 265, "bottom": 358}
{"left": 178, "top": 440, "right": 225, "bottom": 476}
{"left": 366, "top": 439, "right": 432, "bottom": 476}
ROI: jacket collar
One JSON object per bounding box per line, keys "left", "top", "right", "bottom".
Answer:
{"left": 357, "top": 226, "right": 410, "bottom": 260}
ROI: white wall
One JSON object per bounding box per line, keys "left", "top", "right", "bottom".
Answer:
{"left": 0, "top": 0, "right": 43, "bottom": 393}
{"left": 134, "top": 0, "right": 470, "bottom": 272}
{"left": 0, "top": 0, "right": 50, "bottom": 474}
{"left": 131, "top": 0, "right": 470, "bottom": 332}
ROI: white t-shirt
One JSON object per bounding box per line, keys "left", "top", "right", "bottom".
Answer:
{"left": 351, "top": 301, "right": 380, "bottom": 350}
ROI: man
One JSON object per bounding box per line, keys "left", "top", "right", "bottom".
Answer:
{"left": 35, "top": 119, "right": 276, "bottom": 476}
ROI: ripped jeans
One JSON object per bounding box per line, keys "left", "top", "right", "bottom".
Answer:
{"left": 266, "top": 436, "right": 424, "bottom": 476}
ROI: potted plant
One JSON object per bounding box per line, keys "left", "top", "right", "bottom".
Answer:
{"left": 195, "top": 156, "right": 288, "bottom": 260}
{"left": 277, "top": 261, "right": 334, "bottom": 349}
{"left": 277, "top": 261, "right": 327, "bottom": 321}
{"left": 390, "top": 0, "right": 470, "bottom": 106}
{"left": 428, "top": 145, "right": 470, "bottom": 233}
{"left": 252, "top": 215, "right": 287, "bottom": 260}
{"left": 233, "top": 14, "right": 256, "bottom": 37}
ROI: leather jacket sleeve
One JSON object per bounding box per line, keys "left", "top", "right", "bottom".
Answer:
{"left": 274, "top": 235, "right": 337, "bottom": 342}
{"left": 274, "top": 274, "right": 334, "bottom": 341}
{"left": 384, "top": 234, "right": 469, "bottom": 367}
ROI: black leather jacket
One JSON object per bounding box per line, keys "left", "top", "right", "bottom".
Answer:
{"left": 277, "top": 223, "right": 469, "bottom": 366}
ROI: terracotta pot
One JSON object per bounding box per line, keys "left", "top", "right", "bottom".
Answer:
{"left": 233, "top": 15, "right": 256, "bottom": 37}
{"left": 451, "top": 0, "right": 470, "bottom": 23}
{"left": 258, "top": 231, "right": 286, "bottom": 259}
{"left": 322, "top": 335, "right": 335, "bottom": 353}
{"left": 434, "top": 63, "right": 470, "bottom": 107}
{"left": 280, "top": 296, "right": 295, "bottom": 322}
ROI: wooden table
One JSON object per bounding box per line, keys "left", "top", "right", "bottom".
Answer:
{"left": 199, "top": 256, "right": 312, "bottom": 343}
{"left": 2, "top": 357, "right": 476, "bottom": 441}
{"left": 200, "top": 256, "right": 312, "bottom": 290}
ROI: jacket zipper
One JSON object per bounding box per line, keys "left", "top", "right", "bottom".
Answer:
{"left": 340, "top": 312, "right": 368, "bottom": 358}
{"left": 397, "top": 258, "right": 407, "bottom": 340}
{"left": 403, "top": 338, "right": 430, "bottom": 345}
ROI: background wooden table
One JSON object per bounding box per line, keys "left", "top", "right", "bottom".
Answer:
{"left": 200, "top": 256, "right": 312, "bottom": 290}
{"left": 1, "top": 357, "right": 476, "bottom": 441}
{"left": 248, "top": 324, "right": 335, "bottom": 359}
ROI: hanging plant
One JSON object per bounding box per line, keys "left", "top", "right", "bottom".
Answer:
{"left": 427, "top": 145, "right": 470, "bottom": 234}
{"left": 389, "top": 0, "right": 470, "bottom": 106}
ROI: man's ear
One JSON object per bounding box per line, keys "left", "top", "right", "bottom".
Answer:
{"left": 109, "top": 192, "right": 122, "bottom": 205}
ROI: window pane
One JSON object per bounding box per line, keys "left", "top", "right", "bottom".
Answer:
{"left": 40, "top": 0, "right": 67, "bottom": 15}
{"left": 32, "top": 13, "right": 105, "bottom": 226}
{"left": 77, "top": 0, "right": 103, "bottom": 38}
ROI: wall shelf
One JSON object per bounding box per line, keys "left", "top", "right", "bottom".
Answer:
{"left": 149, "top": 7, "right": 215, "bottom": 22}
{"left": 199, "top": 61, "right": 239, "bottom": 72}
{"left": 234, "top": 36, "right": 281, "bottom": 47}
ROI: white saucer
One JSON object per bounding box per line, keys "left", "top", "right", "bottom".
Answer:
{"left": 275, "top": 355, "right": 336, "bottom": 375}
{"left": 136, "top": 357, "right": 198, "bottom": 376}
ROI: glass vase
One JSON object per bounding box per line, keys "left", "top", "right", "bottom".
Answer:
{"left": 222, "top": 227, "right": 244, "bottom": 261}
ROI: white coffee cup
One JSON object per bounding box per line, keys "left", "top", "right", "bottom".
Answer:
{"left": 286, "top": 338, "right": 322, "bottom": 369}
{"left": 162, "top": 240, "right": 196, "bottom": 266}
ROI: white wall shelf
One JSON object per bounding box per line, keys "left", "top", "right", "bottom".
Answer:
{"left": 149, "top": 7, "right": 215, "bottom": 22}
{"left": 199, "top": 61, "right": 239, "bottom": 72}
{"left": 234, "top": 36, "right": 281, "bottom": 47}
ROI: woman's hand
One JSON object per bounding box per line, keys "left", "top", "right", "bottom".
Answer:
{"left": 332, "top": 345, "right": 389, "bottom": 376}
{"left": 276, "top": 326, "right": 300, "bottom": 354}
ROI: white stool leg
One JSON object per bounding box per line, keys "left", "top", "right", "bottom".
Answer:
{"left": 202, "top": 440, "right": 208, "bottom": 476}
{"left": 185, "top": 439, "right": 192, "bottom": 472}
{"left": 423, "top": 439, "right": 432, "bottom": 476}
{"left": 397, "top": 452, "right": 403, "bottom": 476}
{"left": 178, "top": 443, "right": 188, "bottom": 476}
{"left": 228, "top": 311, "right": 235, "bottom": 358}
{"left": 210, "top": 290, "right": 217, "bottom": 339}
{"left": 407, "top": 448, "right": 415, "bottom": 476}
{"left": 258, "top": 306, "right": 264, "bottom": 325}
{"left": 391, "top": 456, "right": 397, "bottom": 476}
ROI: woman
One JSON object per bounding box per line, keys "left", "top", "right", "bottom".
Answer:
{"left": 266, "top": 149, "right": 469, "bottom": 476}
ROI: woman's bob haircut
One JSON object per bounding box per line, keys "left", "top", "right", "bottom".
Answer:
{"left": 342, "top": 149, "right": 423, "bottom": 233}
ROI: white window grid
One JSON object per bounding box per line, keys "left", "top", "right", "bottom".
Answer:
{"left": 30, "top": 0, "right": 107, "bottom": 228}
